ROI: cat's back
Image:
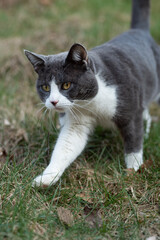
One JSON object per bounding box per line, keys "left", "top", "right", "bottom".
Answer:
{"left": 92, "top": 29, "right": 158, "bottom": 69}
{"left": 90, "top": 29, "right": 160, "bottom": 105}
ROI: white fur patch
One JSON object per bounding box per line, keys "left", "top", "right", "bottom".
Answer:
{"left": 125, "top": 150, "right": 143, "bottom": 171}
{"left": 92, "top": 74, "right": 117, "bottom": 128}
{"left": 45, "top": 80, "right": 72, "bottom": 111}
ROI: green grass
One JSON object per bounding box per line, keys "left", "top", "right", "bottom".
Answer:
{"left": 0, "top": 0, "right": 160, "bottom": 239}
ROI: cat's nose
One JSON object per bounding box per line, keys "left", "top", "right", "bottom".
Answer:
{"left": 51, "top": 100, "right": 59, "bottom": 106}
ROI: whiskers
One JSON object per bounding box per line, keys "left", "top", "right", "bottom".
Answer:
{"left": 69, "top": 107, "right": 81, "bottom": 125}
{"left": 72, "top": 101, "right": 99, "bottom": 120}
{"left": 36, "top": 103, "right": 58, "bottom": 133}
{"left": 35, "top": 99, "right": 101, "bottom": 129}
{"left": 62, "top": 99, "right": 101, "bottom": 125}
{"left": 36, "top": 103, "right": 48, "bottom": 118}
{"left": 36, "top": 104, "right": 46, "bottom": 115}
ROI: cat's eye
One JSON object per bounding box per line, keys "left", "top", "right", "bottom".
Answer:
{"left": 62, "top": 82, "right": 71, "bottom": 90}
{"left": 42, "top": 85, "right": 50, "bottom": 92}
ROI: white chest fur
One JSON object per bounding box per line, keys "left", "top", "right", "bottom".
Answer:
{"left": 89, "top": 74, "right": 118, "bottom": 128}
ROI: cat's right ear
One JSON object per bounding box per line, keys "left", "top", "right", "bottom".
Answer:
{"left": 24, "top": 50, "right": 45, "bottom": 73}
{"left": 65, "top": 43, "right": 88, "bottom": 66}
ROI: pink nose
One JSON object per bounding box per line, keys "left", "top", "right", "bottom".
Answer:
{"left": 51, "top": 100, "right": 59, "bottom": 106}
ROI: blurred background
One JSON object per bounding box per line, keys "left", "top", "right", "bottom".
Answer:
{"left": 0, "top": 0, "right": 160, "bottom": 123}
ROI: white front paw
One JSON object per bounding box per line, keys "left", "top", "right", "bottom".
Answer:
{"left": 32, "top": 171, "right": 62, "bottom": 187}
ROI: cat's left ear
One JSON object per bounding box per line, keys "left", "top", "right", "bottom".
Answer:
{"left": 24, "top": 50, "right": 45, "bottom": 73}
{"left": 66, "top": 43, "right": 88, "bottom": 66}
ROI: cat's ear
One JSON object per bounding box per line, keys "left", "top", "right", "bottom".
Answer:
{"left": 66, "top": 43, "right": 88, "bottom": 66}
{"left": 24, "top": 50, "right": 45, "bottom": 73}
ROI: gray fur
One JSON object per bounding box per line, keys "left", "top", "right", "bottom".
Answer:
{"left": 25, "top": 0, "right": 160, "bottom": 162}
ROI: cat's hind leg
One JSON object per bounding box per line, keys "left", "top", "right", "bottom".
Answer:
{"left": 117, "top": 110, "right": 144, "bottom": 171}
{"left": 143, "top": 108, "right": 151, "bottom": 139}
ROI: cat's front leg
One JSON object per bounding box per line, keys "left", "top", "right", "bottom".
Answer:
{"left": 117, "top": 111, "right": 144, "bottom": 171}
{"left": 32, "top": 119, "right": 92, "bottom": 187}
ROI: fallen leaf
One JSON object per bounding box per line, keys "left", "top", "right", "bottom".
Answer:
{"left": 57, "top": 207, "right": 74, "bottom": 226}
{"left": 83, "top": 206, "right": 103, "bottom": 228}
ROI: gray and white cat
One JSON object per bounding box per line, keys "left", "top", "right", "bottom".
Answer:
{"left": 25, "top": 0, "right": 160, "bottom": 187}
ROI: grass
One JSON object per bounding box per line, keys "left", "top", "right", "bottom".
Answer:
{"left": 0, "top": 0, "right": 160, "bottom": 239}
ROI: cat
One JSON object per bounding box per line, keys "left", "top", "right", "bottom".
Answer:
{"left": 25, "top": 0, "right": 160, "bottom": 187}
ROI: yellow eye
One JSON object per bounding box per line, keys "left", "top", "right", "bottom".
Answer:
{"left": 42, "top": 85, "right": 50, "bottom": 92}
{"left": 62, "top": 82, "right": 71, "bottom": 90}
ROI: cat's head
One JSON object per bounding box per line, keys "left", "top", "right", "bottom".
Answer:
{"left": 24, "top": 43, "right": 98, "bottom": 112}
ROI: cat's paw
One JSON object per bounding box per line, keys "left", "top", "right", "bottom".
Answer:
{"left": 32, "top": 171, "right": 62, "bottom": 187}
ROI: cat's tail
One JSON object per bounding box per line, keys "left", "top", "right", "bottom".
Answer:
{"left": 131, "top": 0, "right": 150, "bottom": 31}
